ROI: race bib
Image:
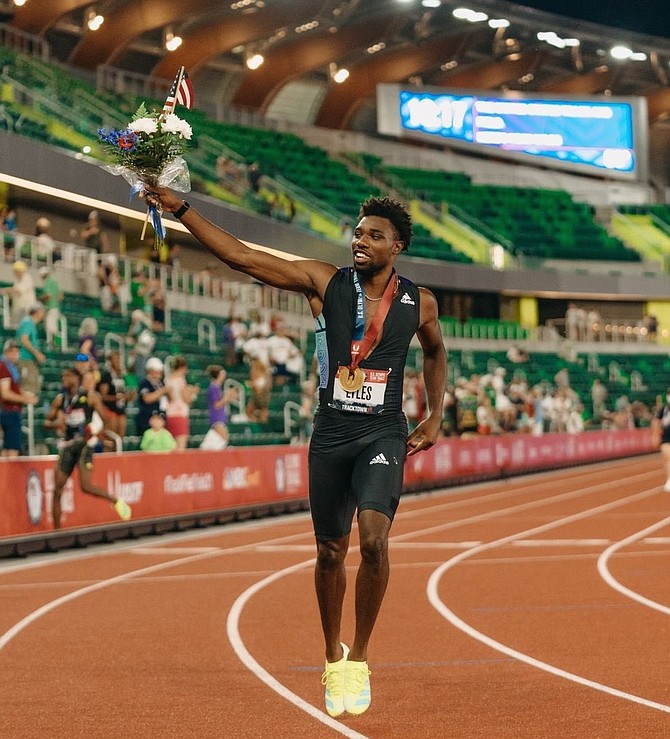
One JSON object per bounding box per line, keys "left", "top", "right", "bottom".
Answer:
{"left": 332, "top": 368, "right": 390, "bottom": 414}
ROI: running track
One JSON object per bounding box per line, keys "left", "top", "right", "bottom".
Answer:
{"left": 1, "top": 455, "right": 669, "bottom": 738}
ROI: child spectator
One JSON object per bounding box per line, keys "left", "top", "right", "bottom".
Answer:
{"left": 140, "top": 410, "right": 176, "bottom": 451}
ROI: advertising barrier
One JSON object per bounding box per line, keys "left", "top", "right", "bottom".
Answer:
{"left": 0, "top": 429, "right": 655, "bottom": 540}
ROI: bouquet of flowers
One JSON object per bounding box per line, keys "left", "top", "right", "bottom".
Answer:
{"left": 97, "top": 67, "right": 194, "bottom": 249}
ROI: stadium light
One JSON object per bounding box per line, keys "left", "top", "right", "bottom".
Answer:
{"left": 164, "top": 28, "right": 182, "bottom": 52}
{"left": 610, "top": 45, "right": 632, "bottom": 60}
{"left": 329, "top": 63, "right": 350, "bottom": 83}
{"left": 246, "top": 52, "right": 265, "bottom": 70}
{"left": 453, "top": 8, "right": 488, "bottom": 23}
{"left": 86, "top": 10, "right": 104, "bottom": 32}
{"left": 13, "top": 0, "right": 28, "bottom": 6}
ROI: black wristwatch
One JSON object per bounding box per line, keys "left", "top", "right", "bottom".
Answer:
{"left": 174, "top": 201, "right": 190, "bottom": 219}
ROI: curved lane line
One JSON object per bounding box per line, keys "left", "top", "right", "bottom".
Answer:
{"left": 427, "top": 487, "right": 670, "bottom": 714}
{"left": 0, "top": 549, "right": 226, "bottom": 653}
{"left": 597, "top": 513, "right": 670, "bottom": 616}
{"left": 226, "top": 557, "right": 370, "bottom": 739}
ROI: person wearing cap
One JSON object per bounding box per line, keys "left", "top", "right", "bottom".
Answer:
{"left": 140, "top": 410, "right": 176, "bottom": 452}
{"left": 135, "top": 356, "right": 170, "bottom": 438}
{"left": 0, "top": 338, "right": 37, "bottom": 456}
{"left": 2, "top": 260, "right": 36, "bottom": 327}
{"left": 44, "top": 367, "right": 131, "bottom": 527}
{"left": 16, "top": 302, "right": 45, "bottom": 396}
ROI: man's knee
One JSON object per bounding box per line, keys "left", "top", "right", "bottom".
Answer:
{"left": 359, "top": 532, "right": 388, "bottom": 567}
{"left": 316, "top": 537, "right": 348, "bottom": 570}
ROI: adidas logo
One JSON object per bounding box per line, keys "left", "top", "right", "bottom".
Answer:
{"left": 369, "top": 453, "right": 389, "bottom": 466}
{"left": 400, "top": 293, "right": 415, "bottom": 305}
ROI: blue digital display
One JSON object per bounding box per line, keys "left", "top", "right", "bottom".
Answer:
{"left": 398, "top": 90, "right": 636, "bottom": 173}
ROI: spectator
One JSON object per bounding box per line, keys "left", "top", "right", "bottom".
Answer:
{"left": 74, "top": 351, "right": 93, "bottom": 378}
{"left": 38, "top": 264, "right": 63, "bottom": 349}
{"left": 164, "top": 355, "right": 199, "bottom": 449}
{"left": 3, "top": 260, "right": 36, "bottom": 328}
{"left": 644, "top": 313, "right": 658, "bottom": 342}
{"left": 247, "top": 161, "right": 263, "bottom": 193}
{"left": 34, "top": 217, "right": 59, "bottom": 262}
{"left": 403, "top": 368, "right": 425, "bottom": 432}
{"left": 586, "top": 308, "right": 601, "bottom": 342}
{"left": 16, "top": 302, "right": 45, "bottom": 397}
{"left": 127, "top": 309, "right": 155, "bottom": 379}
{"left": 96, "top": 254, "right": 122, "bottom": 313}
{"left": 77, "top": 317, "right": 100, "bottom": 368}
{"left": 143, "top": 277, "right": 165, "bottom": 331}
{"left": 246, "top": 356, "right": 272, "bottom": 423}
{"left": 476, "top": 393, "right": 498, "bottom": 435}
{"left": 81, "top": 210, "right": 109, "bottom": 254}
{"left": 242, "top": 324, "right": 271, "bottom": 367}
{"left": 565, "top": 302, "right": 586, "bottom": 341}
{"left": 506, "top": 345, "right": 529, "bottom": 363}
{"left": 129, "top": 269, "right": 148, "bottom": 312}
{"left": 97, "top": 350, "right": 135, "bottom": 441}
{"left": 0, "top": 338, "right": 37, "bottom": 456}
{"left": 1, "top": 204, "right": 16, "bottom": 256}
{"left": 591, "top": 377, "right": 608, "bottom": 424}
{"left": 200, "top": 364, "right": 237, "bottom": 450}
{"left": 267, "top": 320, "right": 303, "bottom": 386}
{"left": 221, "top": 313, "right": 248, "bottom": 366}
{"left": 140, "top": 410, "right": 176, "bottom": 452}
{"left": 135, "top": 356, "right": 170, "bottom": 438}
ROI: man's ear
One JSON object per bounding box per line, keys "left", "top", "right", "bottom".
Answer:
{"left": 392, "top": 240, "right": 403, "bottom": 254}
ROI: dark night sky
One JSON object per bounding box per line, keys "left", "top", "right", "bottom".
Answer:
{"left": 518, "top": 1, "right": 670, "bottom": 39}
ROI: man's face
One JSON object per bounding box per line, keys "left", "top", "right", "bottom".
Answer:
{"left": 62, "top": 371, "right": 79, "bottom": 390}
{"left": 351, "top": 215, "right": 401, "bottom": 277}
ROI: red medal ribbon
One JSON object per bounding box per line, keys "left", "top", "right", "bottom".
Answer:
{"left": 348, "top": 273, "right": 397, "bottom": 378}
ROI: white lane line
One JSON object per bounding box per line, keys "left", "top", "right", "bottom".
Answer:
{"left": 597, "top": 514, "right": 670, "bottom": 616}
{"left": 427, "top": 486, "right": 670, "bottom": 714}
{"left": 131, "top": 546, "right": 222, "bottom": 555}
{"left": 226, "top": 558, "right": 369, "bottom": 739}
{"left": 393, "top": 469, "right": 659, "bottom": 543}
{"left": 512, "top": 539, "right": 611, "bottom": 547}
{"left": 0, "top": 549, "right": 226, "bottom": 653}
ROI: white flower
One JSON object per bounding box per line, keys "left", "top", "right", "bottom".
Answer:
{"left": 128, "top": 117, "right": 158, "bottom": 135}
{"left": 161, "top": 113, "right": 193, "bottom": 140}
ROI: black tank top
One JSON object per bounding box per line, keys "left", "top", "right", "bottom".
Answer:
{"left": 61, "top": 388, "right": 94, "bottom": 440}
{"left": 315, "top": 267, "right": 420, "bottom": 416}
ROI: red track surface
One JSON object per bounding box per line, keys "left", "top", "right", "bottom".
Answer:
{"left": 2, "top": 455, "right": 670, "bottom": 738}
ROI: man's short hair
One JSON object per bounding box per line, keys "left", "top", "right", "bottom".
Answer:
{"left": 358, "top": 196, "right": 413, "bottom": 251}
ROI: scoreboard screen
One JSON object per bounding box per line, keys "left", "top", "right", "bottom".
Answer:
{"left": 377, "top": 84, "right": 648, "bottom": 180}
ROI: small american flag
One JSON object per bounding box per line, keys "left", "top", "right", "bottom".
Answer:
{"left": 161, "top": 67, "right": 194, "bottom": 115}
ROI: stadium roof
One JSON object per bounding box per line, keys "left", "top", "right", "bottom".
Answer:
{"left": 6, "top": 0, "right": 670, "bottom": 130}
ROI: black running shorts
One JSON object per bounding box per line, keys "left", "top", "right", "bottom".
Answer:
{"left": 57, "top": 439, "right": 93, "bottom": 477}
{"left": 308, "top": 423, "right": 407, "bottom": 541}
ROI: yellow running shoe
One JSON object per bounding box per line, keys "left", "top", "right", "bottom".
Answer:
{"left": 321, "top": 643, "right": 349, "bottom": 718}
{"left": 114, "top": 498, "right": 132, "bottom": 521}
{"left": 344, "top": 660, "right": 371, "bottom": 715}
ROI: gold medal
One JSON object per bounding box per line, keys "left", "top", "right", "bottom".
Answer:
{"left": 337, "top": 366, "right": 365, "bottom": 392}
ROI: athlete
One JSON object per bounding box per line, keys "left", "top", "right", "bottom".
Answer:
{"left": 652, "top": 389, "right": 670, "bottom": 492}
{"left": 44, "top": 367, "right": 132, "bottom": 528}
{"left": 145, "top": 187, "right": 446, "bottom": 718}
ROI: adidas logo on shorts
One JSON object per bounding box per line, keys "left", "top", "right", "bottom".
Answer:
{"left": 369, "top": 453, "right": 389, "bottom": 466}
